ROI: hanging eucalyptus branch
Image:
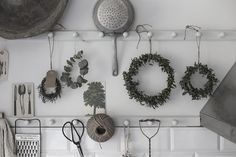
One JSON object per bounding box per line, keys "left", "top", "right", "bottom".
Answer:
{"left": 123, "top": 53, "right": 176, "bottom": 109}
{"left": 60, "top": 50, "right": 89, "bottom": 89}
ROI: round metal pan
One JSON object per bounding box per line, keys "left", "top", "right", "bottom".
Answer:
{"left": 0, "top": 0, "right": 68, "bottom": 39}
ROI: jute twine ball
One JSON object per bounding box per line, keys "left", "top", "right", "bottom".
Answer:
{"left": 86, "top": 114, "right": 115, "bottom": 142}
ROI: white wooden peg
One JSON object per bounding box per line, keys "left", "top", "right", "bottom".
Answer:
{"left": 196, "top": 32, "right": 201, "bottom": 37}
{"left": 218, "top": 32, "right": 226, "bottom": 38}
{"left": 73, "top": 120, "right": 79, "bottom": 125}
{"left": 123, "top": 120, "right": 130, "bottom": 126}
{"left": 147, "top": 31, "right": 153, "bottom": 38}
{"left": 171, "top": 32, "right": 177, "bottom": 38}
{"left": 73, "top": 32, "right": 79, "bottom": 38}
{"left": 172, "top": 119, "right": 178, "bottom": 126}
{"left": 147, "top": 121, "right": 153, "bottom": 126}
{"left": 24, "top": 120, "right": 31, "bottom": 125}
{"left": 48, "top": 32, "right": 54, "bottom": 38}
{"left": 98, "top": 32, "right": 105, "bottom": 38}
{"left": 49, "top": 119, "right": 56, "bottom": 125}
{"left": 123, "top": 32, "right": 129, "bottom": 38}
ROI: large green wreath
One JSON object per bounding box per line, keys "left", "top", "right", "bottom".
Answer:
{"left": 179, "top": 62, "right": 218, "bottom": 100}
{"left": 60, "top": 50, "right": 89, "bottom": 89}
{"left": 123, "top": 53, "right": 176, "bottom": 109}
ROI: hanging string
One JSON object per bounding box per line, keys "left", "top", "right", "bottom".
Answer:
{"left": 48, "top": 33, "right": 55, "bottom": 70}
{"left": 135, "top": 24, "right": 153, "bottom": 54}
{"left": 184, "top": 25, "right": 202, "bottom": 64}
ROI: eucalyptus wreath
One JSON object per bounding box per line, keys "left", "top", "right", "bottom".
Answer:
{"left": 123, "top": 53, "right": 176, "bottom": 109}
{"left": 38, "top": 78, "right": 62, "bottom": 103}
{"left": 179, "top": 62, "right": 218, "bottom": 100}
{"left": 60, "top": 50, "right": 89, "bottom": 89}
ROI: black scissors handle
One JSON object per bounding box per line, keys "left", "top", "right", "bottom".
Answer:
{"left": 62, "top": 119, "right": 85, "bottom": 144}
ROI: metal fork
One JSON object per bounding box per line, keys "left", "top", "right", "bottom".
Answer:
{"left": 27, "top": 85, "right": 32, "bottom": 115}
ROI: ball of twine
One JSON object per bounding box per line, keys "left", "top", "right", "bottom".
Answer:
{"left": 86, "top": 114, "right": 115, "bottom": 142}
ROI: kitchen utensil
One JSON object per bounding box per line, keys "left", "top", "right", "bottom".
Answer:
{"left": 27, "top": 85, "right": 32, "bottom": 115}
{"left": 62, "top": 119, "right": 85, "bottom": 157}
{"left": 0, "top": 0, "right": 68, "bottom": 39}
{"left": 18, "top": 84, "right": 26, "bottom": 115}
{"left": 123, "top": 120, "right": 131, "bottom": 157}
{"left": 139, "top": 119, "right": 161, "bottom": 157}
{"left": 14, "top": 85, "right": 17, "bottom": 116}
{"left": 0, "top": 61, "right": 2, "bottom": 75}
{"left": 15, "top": 118, "right": 41, "bottom": 157}
{"left": 93, "top": 0, "right": 135, "bottom": 76}
{"left": 4, "top": 61, "right": 6, "bottom": 75}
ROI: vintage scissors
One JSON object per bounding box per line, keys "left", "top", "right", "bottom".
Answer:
{"left": 62, "top": 119, "right": 85, "bottom": 157}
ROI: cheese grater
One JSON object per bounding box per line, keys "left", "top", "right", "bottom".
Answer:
{"left": 15, "top": 119, "right": 41, "bottom": 157}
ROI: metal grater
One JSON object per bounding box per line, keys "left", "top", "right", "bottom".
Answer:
{"left": 15, "top": 119, "right": 41, "bottom": 157}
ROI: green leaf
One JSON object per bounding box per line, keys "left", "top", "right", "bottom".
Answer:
{"left": 80, "top": 68, "right": 88, "bottom": 75}
{"left": 67, "top": 60, "right": 73, "bottom": 66}
{"left": 64, "top": 66, "right": 72, "bottom": 72}
{"left": 79, "top": 59, "right": 88, "bottom": 69}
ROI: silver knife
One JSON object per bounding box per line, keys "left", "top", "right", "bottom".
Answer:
{"left": 14, "top": 85, "right": 17, "bottom": 116}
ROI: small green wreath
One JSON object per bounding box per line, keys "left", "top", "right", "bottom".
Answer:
{"left": 123, "top": 53, "right": 176, "bottom": 109}
{"left": 38, "top": 77, "right": 62, "bottom": 103}
{"left": 60, "top": 50, "right": 89, "bottom": 89}
{"left": 179, "top": 62, "right": 218, "bottom": 100}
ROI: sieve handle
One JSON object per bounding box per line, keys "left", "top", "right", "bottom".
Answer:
{"left": 112, "top": 36, "right": 119, "bottom": 76}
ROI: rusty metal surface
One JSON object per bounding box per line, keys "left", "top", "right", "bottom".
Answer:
{"left": 0, "top": 0, "right": 68, "bottom": 39}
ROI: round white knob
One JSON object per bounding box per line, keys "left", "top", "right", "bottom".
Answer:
{"left": 49, "top": 119, "right": 56, "bottom": 125}
{"left": 24, "top": 120, "right": 30, "bottom": 125}
{"left": 48, "top": 32, "right": 54, "bottom": 38}
{"left": 172, "top": 120, "right": 178, "bottom": 126}
{"left": 147, "top": 31, "right": 153, "bottom": 38}
{"left": 147, "top": 121, "right": 153, "bottom": 126}
{"left": 123, "top": 32, "right": 129, "bottom": 38}
{"left": 218, "top": 32, "right": 226, "bottom": 38}
{"left": 123, "top": 120, "right": 130, "bottom": 126}
{"left": 171, "top": 32, "right": 177, "bottom": 38}
{"left": 73, "top": 120, "right": 79, "bottom": 125}
{"left": 73, "top": 32, "right": 79, "bottom": 38}
{"left": 195, "top": 32, "right": 201, "bottom": 37}
{"left": 98, "top": 32, "right": 105, "bottom": 38}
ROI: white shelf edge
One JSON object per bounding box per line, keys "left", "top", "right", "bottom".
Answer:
{"left": 1, "top": 30, "right": 236, "bottom": 41}
{"left": 6, "top": 115, "right": 200, "bottom": 128}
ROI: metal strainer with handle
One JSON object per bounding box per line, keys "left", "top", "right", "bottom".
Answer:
{"left": 93, "top": 0, "right": 135, "bottom": 76}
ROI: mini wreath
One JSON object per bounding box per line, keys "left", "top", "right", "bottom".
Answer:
{"left": 38, "top": 78, "right": 62, "bottom": 103}
{"left": 179, "top": 62, "right": 218, "bottom": 100}
{"left": 123, "top": 53, "right": 176, "bottom": 109}
{"left": 60, "top": 50, "right": 89, "bottom": 89}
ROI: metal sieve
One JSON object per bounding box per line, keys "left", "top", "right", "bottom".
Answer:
{"left": 93, "top": 0, "right": 135, "bottom": 76}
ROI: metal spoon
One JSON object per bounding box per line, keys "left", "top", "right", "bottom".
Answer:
{"left": 18, "top": 84, "right": 26, "bottom": 115}
{"left": 27, "top": 85, "right": 32, "bottom": 115}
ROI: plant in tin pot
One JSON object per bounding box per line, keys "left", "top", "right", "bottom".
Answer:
{"left": 83, "top": 82, "right": 105, "bottom": 115}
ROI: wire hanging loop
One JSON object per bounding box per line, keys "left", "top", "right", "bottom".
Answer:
{"left": 48, "top": 32, "right": 55, "bottom": 70}
{"left": 135, "top": 24, "right": 153, "bottom": 54}
{"left": 184, "top": 25, "right": 202, "bottom": 64}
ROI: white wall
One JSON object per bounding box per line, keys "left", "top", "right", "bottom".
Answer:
{"left": 1, "top": 0, "right": 236, "bottom": 116}
{"left": 1, "top": 0, "right": 236, "bottom": 156}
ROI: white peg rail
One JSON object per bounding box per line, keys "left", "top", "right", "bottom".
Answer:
{"left": 6, "top": 116, "right": 200, "bottom": 128}
{"left": 0, "top": 30, "right": 235, "bottom": 41}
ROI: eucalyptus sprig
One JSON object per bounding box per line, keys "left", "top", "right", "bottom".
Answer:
{"left": 123, "top": 53, "right": 176, "bottom": 109}
{"left": 60, "top": 50, "right": 89, "bottom": 89}
{"left": 179, "top": 62, "right": 218, "bottom": 100}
